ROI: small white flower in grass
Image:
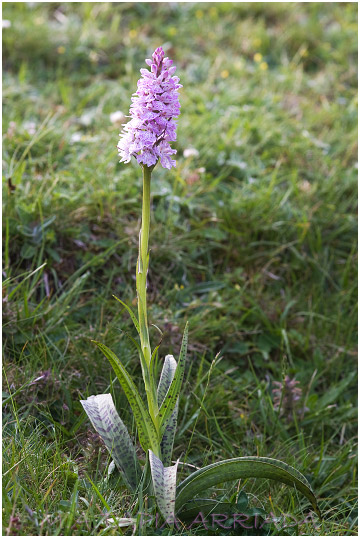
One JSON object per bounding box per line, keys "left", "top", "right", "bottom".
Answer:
{"left": 110, "top": 110, "right": 126, "bottom": 125}
{"left": 299, "top": 179, "right": 311, "bottom": 193}
{"left": 106, "top": 517, "right": 136, "bottom": 528}
{"left": 2, "top": 20, "right": 11, "bottom": 28}
{"left": 107, "top": 460, "right": 116, "bottom": 478}
{"left": 79, "top": 110, "right": 95, "bottom": 127}
{"left": 23, "top": 121, "right": 36, "bottom": 135}
{"left": 70, "top": 132, "right": 82, "bottom": 143}
{"left": 89, "top": 50, "right": 99, "bottom": 63}
{"left": 7, "top": 121, "right": 17, "bottom": 138}
{"left": 183, "top": 148, "right": 199, "bottom": 158}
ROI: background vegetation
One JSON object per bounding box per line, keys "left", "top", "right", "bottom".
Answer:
{"left": 3, "top": 2, "right": 357, "bottom": 535}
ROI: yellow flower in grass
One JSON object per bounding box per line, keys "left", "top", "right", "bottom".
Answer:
{"left": 259, "top": 61, "right": 268, "bottom": 71}
{"left": 253, "top": 52, "right": 263, "bottom": 63}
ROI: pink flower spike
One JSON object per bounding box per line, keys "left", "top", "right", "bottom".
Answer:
{"left": 118, "top": 47, "right": 181, "bottom": 170}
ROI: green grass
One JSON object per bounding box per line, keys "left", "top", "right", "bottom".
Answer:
{"left": 2, "top": 2, "right": 357, "bottom": 535}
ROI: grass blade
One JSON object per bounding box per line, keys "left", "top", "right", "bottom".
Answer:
{"left": 8, "top": 262, "right": 47, "bottom": 300}
{"left": 85, "top": 473, "right": 112, "bottom": 512}
{"left": 65, "top": 478, "right": 79, "bottom": 535}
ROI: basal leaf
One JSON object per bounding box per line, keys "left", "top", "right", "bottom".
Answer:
{"left": 93, "top": 341, "right": 159, "bottom": 453}
{"left": 149, "top": 449, "right": 178, "bottom": 521}
{"left": 177, "top": 498, "right": 237, "bottom": 521}
{"left": 175, "top": 456, "right": 321, "bottom": 518}
{"left": 157, "top": 355, "right": 179, "bottom": 466}
{"left": 158, "top": 323, "right": 188, "bottom": 433}
{"left": 80, "top": 394, "right": 141, "bottom": 491}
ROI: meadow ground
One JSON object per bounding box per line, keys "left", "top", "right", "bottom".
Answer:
{"left": 2, "top": 2, "right": 358, "bottom": 536}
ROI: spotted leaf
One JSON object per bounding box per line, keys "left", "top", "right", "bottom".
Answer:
{"left": 175, "top": 456, "right": 321, "bottom": 518}
{"left": 158, "top": 323, "right": 188, "bottom": 433}
{"left": 149, "top": 449, "right": 178, "bottom": 521}
{"left": 80, "top": 394, "right": 141, "bottom": 491}
{"left": 157, "top": 355, "right": 178, "bottom": 466}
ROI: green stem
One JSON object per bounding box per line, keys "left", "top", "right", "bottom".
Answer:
{"left": 137, "top": 165, "right": 160, "bottom": 437}
{"left": 138, "top": 165, "right": 151, "bottom": 363}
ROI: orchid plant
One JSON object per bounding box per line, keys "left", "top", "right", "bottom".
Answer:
{"left": 80, "top": 47, "right": 320, "bottom": 527}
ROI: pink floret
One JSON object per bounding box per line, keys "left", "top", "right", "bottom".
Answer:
{"left": 118, "top": 47, "right": 182, "bottom": 170}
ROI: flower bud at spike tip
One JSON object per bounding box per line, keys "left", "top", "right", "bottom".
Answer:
{"left": 117, "top": 47, "right": 182, "bottom": 169}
